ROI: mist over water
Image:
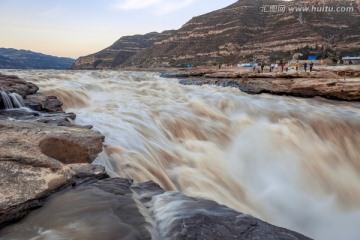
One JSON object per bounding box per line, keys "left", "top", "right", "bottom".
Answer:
{"left": 3, "top": 70, "right": 360, "bottom": 239}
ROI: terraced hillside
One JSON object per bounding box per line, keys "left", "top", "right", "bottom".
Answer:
{"left": 73, "top": 0, "right": 360, "bottom": 69}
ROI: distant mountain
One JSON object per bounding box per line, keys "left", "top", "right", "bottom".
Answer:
{"left": 0, "top": 48, "right": 74, "bottom": 70}
{"left": 72, "top": 31, "right": 176, "bottom": 69}
{"left": 73, "top": 0, "right": 360, "bottom": 69}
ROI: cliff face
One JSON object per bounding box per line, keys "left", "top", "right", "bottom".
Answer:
{"left": 73, "top": 0, "right": 360, "bottom": 69}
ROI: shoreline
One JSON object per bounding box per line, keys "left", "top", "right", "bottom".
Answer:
{"left": 0, "top": 73, "right": 108, "bottom": 228}
{"left": 62, "top": 65, "right": 360, "bottom": 101}
{"left": 159, "top": 65, "right": 360, "bottom": 101}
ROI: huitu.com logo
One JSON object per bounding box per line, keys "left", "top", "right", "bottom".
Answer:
{"left": 261, "top": 4, "right": 355, "bottom": 13}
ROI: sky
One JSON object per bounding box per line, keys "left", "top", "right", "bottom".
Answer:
{"left": 0, "top": 0, "right": 237, "bottom": 59}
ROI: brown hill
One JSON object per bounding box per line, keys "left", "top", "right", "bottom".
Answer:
{"left": 73, "top": 31, "right": 175, "bottom": 69}
{"left": 73, "top": 0, "right": 360, "bottom": 69}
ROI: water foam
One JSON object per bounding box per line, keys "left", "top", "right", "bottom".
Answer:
{"left": 2, "top": 69, "right": 360, "bottom": 239}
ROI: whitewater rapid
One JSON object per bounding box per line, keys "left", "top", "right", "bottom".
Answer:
{"left": 3, "top": 70, "right": 360, "bottom": 240}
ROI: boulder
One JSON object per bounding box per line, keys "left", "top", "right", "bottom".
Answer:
{"left": 0, "top": 74, "right": 38, "bottom": 98}
{"left": 25, "top": 94, "right": 63, "bottom": 112}
{"left": 0, "top": 74, "right": 63, "bottom": 112}
{"left": 0, "top": 119, "right": 105, "bottom": 227}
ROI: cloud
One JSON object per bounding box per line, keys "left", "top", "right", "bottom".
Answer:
{"left": 40, "top": 6, "right": 64, "bottom": 18}
{"left": 157, "top": 0, "right": 194, "bottom": 15}
{"left": 116, "top": 0, "right": 196, "bottom": 15}
{"left": 118, "top": 0, "right": 161, "bottom": 10}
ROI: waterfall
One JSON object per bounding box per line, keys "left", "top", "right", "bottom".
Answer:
{"left": 1, "top": 70, "right": 360, "bottom": 240}
{"left": 0, "top": 90, "right": 25, "bottom": 109}
{"left": 9, "top": 92, "right": 25, "bottom": 108}
{"left": 0, "top": 90, "right": 14, "bottom": 109}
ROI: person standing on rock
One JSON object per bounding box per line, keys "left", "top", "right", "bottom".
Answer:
{"left": 281, "top": 63, "right": 284, "bottom": 72}
{"left": 310, "top": 62, "right": 314, "bottom": 72}
{"left": 261, "top": 63, "right": 265, "bottom": 73}
{"left": 296, "top": 61, "right": 299, "bottom": 71}
{"left": 304, "top": 62, "right": 307, "bottom": 72}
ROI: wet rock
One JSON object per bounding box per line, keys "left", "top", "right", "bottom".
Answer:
{"left": 201, "top": 70, "right": 340, "bottom": 79}
{"left": 0, "top": 179, "right": 152, "bottom": 239}
{"left": 0, "top": 73, "right": 63, "bottom": 112}
{"left": 25, "top": 94, "right": 63, "bottom": 112}
{"left": 148, "top": 192, "right": 311, "bottom": 240}
{"left": 179, "top": 77, "right": 360, "bottom": 101}
{"left": 0, "top": 108, "right": 82, "bottom": 127}
{"left": 131, "top": 182, "right": 312, "bottom": 240}
{"left": 0, "top": 178, "right": 312, "bottom": 239}
{"left": 161, "top": 69, "right": 215, "bottom": 78}
{"left": 0, "top": 74, "right": 38, "bottom": 98}
{"left": 0, "top": 119, "right": 105, "bottom": 227}
{"left": 241, "top": 78, "right": 360, "bottom": 101}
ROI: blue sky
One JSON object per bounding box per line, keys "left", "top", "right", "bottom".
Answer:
{"left": 0, "top": 0, "right": 236, "bottom": 58}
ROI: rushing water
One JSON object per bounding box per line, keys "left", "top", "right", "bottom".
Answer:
{"left": 0, "top": 90, "right": 25, "bottom": 109}
{"left": 2, "top": 70, "right": 360, "bottom": 239}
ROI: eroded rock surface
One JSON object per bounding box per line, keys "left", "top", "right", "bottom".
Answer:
{"left": 25, "top": 94, "right": 63, "bottom": 112}
{"left": 247, "top": 78, "right": 360, "bottom": 101}
{"left": 177, "top": 70, "right": 360, "bottom": 101}
{"left": 0, "top": 73, "right": 108, "bottom": 228}
{"left": 0, "top": 119, "right": 105, "bottom": 228}
{"left": 0, "top": 178, "right": 312, "bottom": 239}
{"left": 0, "top": 74, "right": 38, "bottom": 98}
{"left": 0, "top": 73, "right": 64, "bottom": 113}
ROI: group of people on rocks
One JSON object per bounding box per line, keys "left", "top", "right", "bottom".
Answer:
{"left": 257, "top": 61, "right": 314, "bottom": 73}
{"left": 301, "top": 62, "right": 314, "bottom": 72}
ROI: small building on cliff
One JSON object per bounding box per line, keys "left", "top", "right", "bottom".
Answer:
{"left": 342, "top": 56, "right": 360, "bottom": 64}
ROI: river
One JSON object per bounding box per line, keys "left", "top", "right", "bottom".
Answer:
{"left": 1, "top": 70, "right": 360, "bottom": 239}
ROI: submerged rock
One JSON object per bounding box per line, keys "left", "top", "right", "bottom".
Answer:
{"left": 0, "top": 178, "right": 312, "bottom": 239}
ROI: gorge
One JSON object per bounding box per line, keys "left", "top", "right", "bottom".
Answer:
{"left": 0, "top": 70, "right": 359, "bottom": 239}
{"left": 1, "top": 0, "right": 360, "bottom": 239}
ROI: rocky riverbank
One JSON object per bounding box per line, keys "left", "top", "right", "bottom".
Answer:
{"left": 0, "top": 73, "right": 107, "bottom": 228}
{"left": 0, "top": 73, "right": 312, "bottom": 239}
{"left": 162, "top": 66, "right": 360, "bottom": 101}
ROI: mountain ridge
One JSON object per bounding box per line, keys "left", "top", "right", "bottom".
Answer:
{"left": 73, "top": 0, "right": 360, "bottom": 69}
{"left": 0, "top": 48, "right": 75, "bottom": 70}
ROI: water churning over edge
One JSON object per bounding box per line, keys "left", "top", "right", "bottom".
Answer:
{"left": 0, "top": 90, "right": 25, "bottom": 109}
{"left": 3, "top": 69, "right": 360, "bottom": 240}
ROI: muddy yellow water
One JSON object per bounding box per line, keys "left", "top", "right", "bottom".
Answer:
{"left": 3, "top": 70, "right": 360, "bottom": 240}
